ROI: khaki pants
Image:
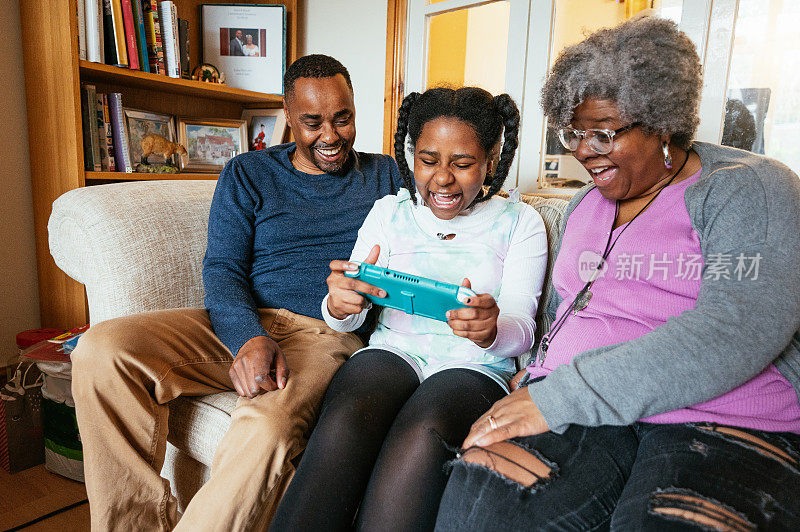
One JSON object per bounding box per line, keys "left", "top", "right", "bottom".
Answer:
{"left": 71, "top": 308, "right": 362, "bottom": 531}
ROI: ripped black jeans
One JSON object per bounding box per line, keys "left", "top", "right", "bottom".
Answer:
{"left": 435, "top": 422, "right": 800, "bottom": 531}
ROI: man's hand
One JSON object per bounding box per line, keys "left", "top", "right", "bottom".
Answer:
{"left": 462, "top": 388, "right": 550, "bottom": 448}
{"left": 230, "top": 335, "right": 289, "bottom": 398}
{"left": 326, "top": 244, "right": 385, "bottom": 320}
{"left": 446, "top": 278, "right": 499, "bottom": 348}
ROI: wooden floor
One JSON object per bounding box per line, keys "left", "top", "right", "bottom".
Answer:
{"left": 0, "top": 464, "right": 90, "bottom": 531}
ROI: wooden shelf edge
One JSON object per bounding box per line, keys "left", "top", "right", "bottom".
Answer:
{"left": 79, "top": 61, "right": 284, "bottom": 105}
{"left": 86, "top": 171, "right": 219, "bottom": 181}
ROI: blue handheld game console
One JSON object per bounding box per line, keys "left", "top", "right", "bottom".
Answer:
{"left": 344, "top": 262, "right": 477, "bottom": 322}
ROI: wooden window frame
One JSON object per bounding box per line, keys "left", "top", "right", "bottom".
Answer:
{"left": 383, "top": 0, "right": 408, "bottom": 155}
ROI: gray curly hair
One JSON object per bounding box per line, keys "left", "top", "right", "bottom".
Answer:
{"left": 541, "top": 16, "right": 702, "bottom": 150}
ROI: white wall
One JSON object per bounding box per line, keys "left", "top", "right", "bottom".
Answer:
{"left": 301, "top": 0, "right": 388, "bottom": 154}
{"left": 0, "top": 3, "right": 40, "bottom": 368}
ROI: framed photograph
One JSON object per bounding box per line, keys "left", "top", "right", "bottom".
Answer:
{"left": 177, "top": 117, "right": 247, "bottom": 172}
{"left": 201, "top": 3, "right": 286, "bottom": 94}
{"left": 123, "top": 109, "right": 176, "bottom": 166}
{"left": 241, "top": 108, "right": 287, "bottom": 150}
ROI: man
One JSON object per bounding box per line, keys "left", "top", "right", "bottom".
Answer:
{"left": 230, "top": 29, "right": 244, "bottom": 56}
{"left": 71, "top": 54, "right": 401, "bottom": 531}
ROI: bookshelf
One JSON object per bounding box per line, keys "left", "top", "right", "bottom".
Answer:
{"left": 79, "top": 61, "right": 286, "bottom": 104}
{"left": 19, "top": 0, "right": 297, "bottom": 329}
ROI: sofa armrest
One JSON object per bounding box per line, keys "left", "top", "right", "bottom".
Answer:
{"left": 48, "top": 180, "right": 217, "bottom": 324}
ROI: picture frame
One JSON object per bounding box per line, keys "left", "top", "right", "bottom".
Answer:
{"left": 241, "top": 108, "right": 287, "bottom": 151}
{"left": 177, "top": 117, "right": 247, "bottom": 172}
{"left": 201, "top": 3, "right": 286, "bottom": 94}
{"left": 123, "top": 109, "right": 177, "bottom": 166}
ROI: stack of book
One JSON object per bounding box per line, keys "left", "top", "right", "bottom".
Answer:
{"left": 78, "top": 0, "right": 190, "bottom": 79}
{"left": 80, "top": 86, "right": 133, "bottom": 173}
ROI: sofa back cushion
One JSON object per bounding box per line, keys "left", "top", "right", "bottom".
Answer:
{"left": 515, "top": 194, "right": 568, "bottom": 366}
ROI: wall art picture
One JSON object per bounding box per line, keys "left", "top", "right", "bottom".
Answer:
{"left": 177, "top": 117, "right": 247, "bottom": 172}
{"left": 241, "top": 108, "right": 287, "bottom": 150}
{"left": 123, "top": 109, "right": 177, "bottom": 166}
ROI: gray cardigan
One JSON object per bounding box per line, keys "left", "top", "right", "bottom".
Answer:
{"left": 531, "top": 141, "right": 800, "bottom": 433}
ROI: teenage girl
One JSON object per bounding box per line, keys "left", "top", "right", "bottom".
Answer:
{"left": 270, "top": 87, "right": 548, "bottom": 531}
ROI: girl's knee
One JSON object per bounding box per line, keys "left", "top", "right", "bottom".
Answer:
{"left": 321, "top": 392, "right": 390, "bottom": 430}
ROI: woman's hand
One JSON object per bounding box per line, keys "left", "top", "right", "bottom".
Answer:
{"left": 509, "top": 369, "right": 528, "bottom": 390}
{"left": 326, "top": 244, "right": 385, "bottom": 320}
{"left": 446, "top": 278, "right": 499, "bottom": 348}
{"left": 462, "top": 388, "right": 550, "bottom": 448}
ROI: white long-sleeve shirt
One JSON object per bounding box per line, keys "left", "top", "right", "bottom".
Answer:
{"left": 322, "top": 188, "right": 548, "bottom": 385}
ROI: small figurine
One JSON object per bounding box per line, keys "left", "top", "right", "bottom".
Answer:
{"left": 136, "top": 134, "right": 187, "bottom": 173}
{"left": 191, "top": 63, "right": 225, "bottom": 85}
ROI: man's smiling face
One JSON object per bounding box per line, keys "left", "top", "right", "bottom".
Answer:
{"left": 283, "top": 74, "right": 356, "bottom": 175}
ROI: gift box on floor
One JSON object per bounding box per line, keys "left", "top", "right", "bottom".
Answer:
{"left": 0, "top": 361, "right": 45, "bottom": 473}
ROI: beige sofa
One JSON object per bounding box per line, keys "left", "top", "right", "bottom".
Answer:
{"left": 48, "top": 180, "right": 568, "bottom": 511}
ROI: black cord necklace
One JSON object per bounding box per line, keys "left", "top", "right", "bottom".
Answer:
{"left": 537, "top": 151, "right": 690, "bottom": 366}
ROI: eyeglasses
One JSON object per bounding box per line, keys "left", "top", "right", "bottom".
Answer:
{"left": 556, "top": 123, "right": 639, "bottom": 155}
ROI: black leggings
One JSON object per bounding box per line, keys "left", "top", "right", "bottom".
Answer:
{"left": 270, "top": 348, "right": 507, "bottom": 532}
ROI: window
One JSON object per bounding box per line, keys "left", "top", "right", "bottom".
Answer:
{"left": 425, "top": 2, "right": 511, "bottom": 95}
{"left": 400, "top": 0, "right": 800, "bottom": 193}
{"left": 405, "top": 0, "right": 529, "bottom": 179}
{"left": 722, "top": 0, "right": 800, "bottom": 175}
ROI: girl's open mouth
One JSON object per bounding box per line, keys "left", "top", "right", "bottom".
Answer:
{"left": 428, "top": 191, "right": 462, "bottom": 210}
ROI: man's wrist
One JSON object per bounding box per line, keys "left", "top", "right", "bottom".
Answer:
{"left": 325, "top": 295, "right": 348, "bottom": 321}
{"left": 237, "top": 334, "right": 272, "bottom": 356}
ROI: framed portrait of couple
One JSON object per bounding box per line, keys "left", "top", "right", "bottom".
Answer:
{"left": 201, "top": 4, "right": 286, "bottom": 94}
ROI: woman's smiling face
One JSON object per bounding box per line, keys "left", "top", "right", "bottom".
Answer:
{"left": 570, "top": 98, "right": 669, "bottom": 201}
{"left": 413, "top": 117, "right": 490, "bottom": 220}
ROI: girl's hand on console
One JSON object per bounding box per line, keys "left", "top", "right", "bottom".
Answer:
{"left": 326, "top": 244, "right": 385, "bottom": 320}
{"left": 446, "top": 278, "right": 499, "bottom": 348}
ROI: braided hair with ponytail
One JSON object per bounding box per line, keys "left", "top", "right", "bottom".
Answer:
{"left": 393, "top": 87, "right": 520, "bottom": 205}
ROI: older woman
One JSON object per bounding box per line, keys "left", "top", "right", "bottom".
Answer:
{"left": 435, "top": 16, "right": 800, "bottom": 531}
{"left": 243, "top": 34, "right": 260, "bottom": 56}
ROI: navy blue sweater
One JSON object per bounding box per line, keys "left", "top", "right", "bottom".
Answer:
{"left": 203, "top": 143, "right": 401, "bottom": 356}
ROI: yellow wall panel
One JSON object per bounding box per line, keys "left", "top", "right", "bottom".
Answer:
{"left": 426, "top": 9, "right": 468, "bottom": 88}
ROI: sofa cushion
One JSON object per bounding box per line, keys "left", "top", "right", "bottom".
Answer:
{"left": 167, "top": 393, "right": 239, "bottom": 466}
